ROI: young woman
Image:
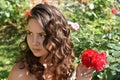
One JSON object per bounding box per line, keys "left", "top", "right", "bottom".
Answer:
{"left": 8, "top": 3, "right": 93, "bottom": 80}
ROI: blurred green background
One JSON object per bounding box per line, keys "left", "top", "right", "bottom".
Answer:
{"left": 0, "top": 0, "right": 120, "bottom": 80}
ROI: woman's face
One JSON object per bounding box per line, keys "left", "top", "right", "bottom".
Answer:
{"left": 27, "top": 19, "right": 48, "bottom": 57}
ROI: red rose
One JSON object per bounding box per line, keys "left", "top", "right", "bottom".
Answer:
{"left": 112, "top": 7, "right": 118, "bottom": 14}
{"left": 24, "top": 10, "right": 31, "bottom": 18}
{"left": 92, "top": 52, "right": 108, "bottom": 71}
{"left": 81, "top": 49, "right": 98, "bottom": 68}
{"left": 81, "top": 49, "right": 108, "bottom": 71}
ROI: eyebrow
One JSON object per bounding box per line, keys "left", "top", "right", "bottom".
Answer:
{"left": 26, "top": 30, "right": 46, "bottom": 34}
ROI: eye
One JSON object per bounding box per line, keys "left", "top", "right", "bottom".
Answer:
{"left": 26, "top": 30, "right": 33, "bottom": 36}
{"left": 39, "top": 33, "right": 46, "bottom": 38}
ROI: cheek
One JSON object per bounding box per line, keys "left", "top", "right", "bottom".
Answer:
{"left": 27, "top": 36, "right": 31, "bottom": 46}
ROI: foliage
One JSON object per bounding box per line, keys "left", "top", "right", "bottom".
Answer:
{"left": 61, "top": 0, "right": 120, "bottom": 80}
{"left": 0, "top": 0, "right": 31, "bottom": 80}
{"left": 0, "top": 0, "right": 31, "bottom": 42}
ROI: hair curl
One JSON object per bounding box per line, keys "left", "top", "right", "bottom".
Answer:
{"left": 20, "top": 3, "right": 75, "bottom": 80}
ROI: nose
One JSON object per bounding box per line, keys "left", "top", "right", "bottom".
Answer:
{"left": 32, "top": 36, "right": 41, "bottom": 45}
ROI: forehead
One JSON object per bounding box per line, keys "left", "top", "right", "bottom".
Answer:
{"left": 27, "top": 19, "right": 44, "bottom": 33}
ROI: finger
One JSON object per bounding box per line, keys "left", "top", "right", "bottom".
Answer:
{"left": 78, "top": 63, "right": 87, "bottom": 69}
{"left": 77, "top": 64, "right": 88, "bottom": 72}
{"left": 76, "top": 64, "right": 83, "bottom": 73}
{"left": 85, "top": 68, "right": 93, "bottom": 75}
{"left": 81, "top": 68, "right": 93, "bottom": 76}
{"left": 83, "top": 71, "right": 93, "bottom": 78}
{"left": 78, "top": 72, "right": 93, "bottom": 80}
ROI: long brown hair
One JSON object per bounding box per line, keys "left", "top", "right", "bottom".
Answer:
{"left": 20, "top": 3, "right": 75, "bottom": 80}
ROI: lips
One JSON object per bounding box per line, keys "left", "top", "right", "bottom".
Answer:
{"left": 32, "top": 48, "right": 41, "bottom": 52}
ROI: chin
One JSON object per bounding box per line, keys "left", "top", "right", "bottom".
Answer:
{"left": 33, "top": 53, "right": 42, "bottom": 57}
{"left": 32, "top": 50, "right": 48, "bottom": 57}
{"left": 33, "top": 53, "right": 46, "bottom": 58}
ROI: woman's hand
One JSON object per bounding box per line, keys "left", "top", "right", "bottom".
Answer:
{"left": 76, "top": 64, "right": 93, "bottom": 80}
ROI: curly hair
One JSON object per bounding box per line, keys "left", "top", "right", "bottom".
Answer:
{"left": 20, "top": 3, "right": 75, "bottom": 80}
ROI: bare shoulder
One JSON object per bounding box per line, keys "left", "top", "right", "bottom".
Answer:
{"left": 8, "top": 62, "right": 36, "bottom": 80}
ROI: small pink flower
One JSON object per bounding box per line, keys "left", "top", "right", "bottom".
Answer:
{"left": 112, "top": 7, "right": 118, "bottom": 14}
{"left": 68, "top": 21, "right": 79, "bottom": 30}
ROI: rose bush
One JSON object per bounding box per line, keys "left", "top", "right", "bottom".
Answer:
{"left": 0, "top": 0, "right": 32, "bottom": 79}
{"left": 61, "top": 0, "right": 120, "bottom": 80}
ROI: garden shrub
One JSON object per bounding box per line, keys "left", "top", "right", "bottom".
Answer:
{"left": 61, "top": 0, "right": 120, "bottom": 80}
{"left": 0, "top": 0, "right": 31, "bottom": 79}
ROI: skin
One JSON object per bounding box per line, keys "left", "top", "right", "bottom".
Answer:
{"left": 8, "top": 19, "right": 93, "bottom": 80}
{"left": 27, "top": 19, "right": 48, "bottom": 58}
{"left": 76, "top": 64, "right": 93, "bottom": 80}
